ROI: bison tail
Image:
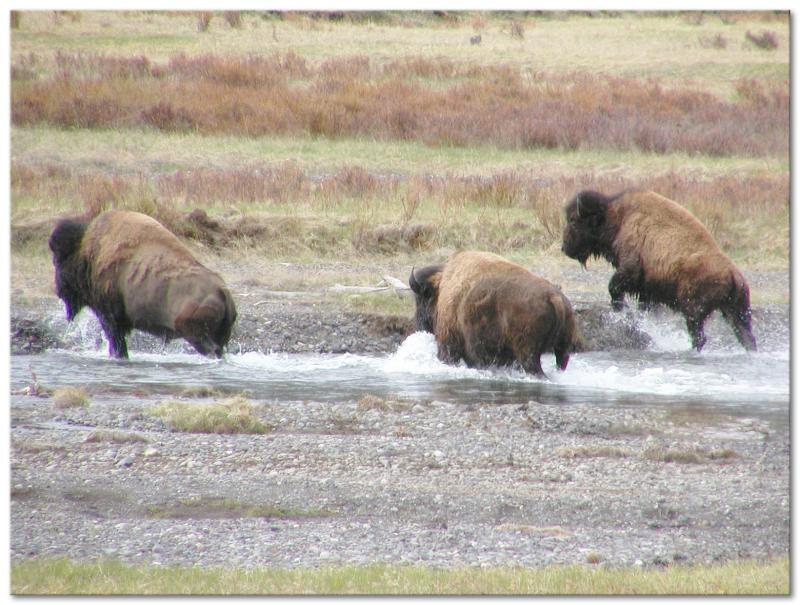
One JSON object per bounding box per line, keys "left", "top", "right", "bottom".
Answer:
{"left": 728, "top": 270, "right": 751, "bottom": 318}
{"left": 216, "top": 288, "right": 238, "bottom": 352}
{"left": 547, "top": 291, "right": 580, "bottom": 370}
{"left": 725, "top": 270, "right": 757, "bottom": 352}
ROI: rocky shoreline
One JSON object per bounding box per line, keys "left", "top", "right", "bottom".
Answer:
{"left": 9, "top": 284, "right": 791, "bottom": 573}
{"left": 10, "top": 378, "right": 790, "bottom": 571}
{"left": 10, "top": 290, "right": 789, "bottom": 358}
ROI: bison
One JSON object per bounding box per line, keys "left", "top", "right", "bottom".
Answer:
{"left": 561, "top": 189, "right": 756, "bottom": 352}
{"left": 409, "top": 250, "right": 581, "bottom": 377}
{"left": 48, "top": 209, "right": 237, "bottom": 359}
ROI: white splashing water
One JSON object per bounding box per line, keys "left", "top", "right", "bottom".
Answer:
{"left": 33, "top": 308, "right": 788, "bottom": 416}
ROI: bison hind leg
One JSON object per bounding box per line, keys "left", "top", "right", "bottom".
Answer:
{"left": 188, "top": 335, "right": 223, "bottom": 358}
{"left": 520, "top": 353, "right": 547, "bottom": 379}
{"left": 685, "top": 313, "right": 710, "bottom": 352}
{"left": 554, "top": 348, "right": 570, "bottom": 371}
{"left": 722, "top": 307, "right": 757, "bottom": 352}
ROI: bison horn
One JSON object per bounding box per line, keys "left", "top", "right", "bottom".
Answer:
{"left": 576, "top": 192, "right": 583, "bottom": 218}
{"left": 409, "top": 266, "right": 419, "bottom": 292}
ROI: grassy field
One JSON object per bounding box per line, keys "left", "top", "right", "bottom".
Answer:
{"left": 11, "top": 556, "right": 790, "bottom": 595}
{"left": 11, "top": 11, "right": 789, "bottom": 96}
{"left": 10, "top": 10, "right": 789, "bottom": 292}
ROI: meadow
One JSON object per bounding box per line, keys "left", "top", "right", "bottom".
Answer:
{"left": 10, "top": 10, "right": 790, "bottom": 281}
{"left": 9, "top": 9, "right": 791, "bottom": 594}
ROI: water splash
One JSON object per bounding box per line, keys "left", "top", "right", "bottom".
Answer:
{"left": 24, "top": 307, "right": 788, "bottom": 418}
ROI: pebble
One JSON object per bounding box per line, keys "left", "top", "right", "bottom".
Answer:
{"left": 116, "top": 456, "right": 135, "bottom": 468}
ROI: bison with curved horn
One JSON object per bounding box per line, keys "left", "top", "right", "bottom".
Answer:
{"left": 561, "top": 189, "right": 756, "bottom": 352}
{"left": 48, "top": 209, "right": 237, "bottom": 359}
{"left": 409, "top": 250, "right": 581, "bottom": 378}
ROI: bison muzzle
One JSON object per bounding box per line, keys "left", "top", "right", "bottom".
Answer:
{"left": 409, "top": 250, "right": 581, "bottom": 378}
{"left": 561, "top": 189, "right": 756, "bottom": 352}
{"left": 48, "top": 209, "right": 237, "bottom": 359}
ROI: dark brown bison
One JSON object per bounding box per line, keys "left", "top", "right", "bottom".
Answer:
{"left": 409, "top": 250, "right": 581, "bottom": 377}
{"left": 561, "top": 189, "right": 756, "bottom": 352}
{"left": 48, "top": 210, "right": 237, "bottom": 359}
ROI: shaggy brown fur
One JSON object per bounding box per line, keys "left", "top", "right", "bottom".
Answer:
{"left": 49, "top": 210, "right": 237, "bottom": 358}
{"left": 561, "top": 189, "right": 756, "bottom": 351}
{"left": 410, "top": 251, "right": 581, "bottom": 377}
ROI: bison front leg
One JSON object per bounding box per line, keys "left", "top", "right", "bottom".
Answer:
{"left": 97, "top": 314, "right": 129, "bottom": 359}
{"left": 685, "top": 312, "right": 710, "bottom": 352}
{"left": 608, "top": 266, "right": 639, "bottom": 312}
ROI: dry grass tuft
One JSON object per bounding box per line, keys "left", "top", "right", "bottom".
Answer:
{"left": 148, "top": 396, "right": 270, "bottom": 434}
{"left": 557, "top": 445, "right": 630, "bottom": 459}
{"left": 83, "top": 430, "right": 148, "bottom": 444}
{"left": 356, "top": 394, "right": 390, "bottom": 412}
{"left": 356, "top": 394, "right": 410, "bottom": 413}
{"left": 52, "top": 386, "right": 89, "bottom": 409}
{"left": 641, "top": 441, "right": 736, "bottom": 464}
{"left": 496, "top": 524, "right": 570, "bottom": 537}
{"left": 699, "top": 34, "right": 727, "bottom": 49}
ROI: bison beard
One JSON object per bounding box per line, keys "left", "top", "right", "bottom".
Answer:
{"left": 48, "top": 210, "right": 237, "bottom": 359}
{"left": 410, "top": 251, "right": 580, "bottom": 378}
{"left": 561, "top": 189, "right": 756, "bottom": 352}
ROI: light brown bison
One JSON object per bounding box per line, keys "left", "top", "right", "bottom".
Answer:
{"left": 48, "top": 210, "right": 237, "bottom": 359}
{"left": 561, "top": 189, "right": 756, "bottom": 352}
{"left": 409, "top": 250, "right": 581, "bottom": 377}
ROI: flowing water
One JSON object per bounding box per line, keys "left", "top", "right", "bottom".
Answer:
{"left": 10, "top": 309, "right": 790, "bottom": 426}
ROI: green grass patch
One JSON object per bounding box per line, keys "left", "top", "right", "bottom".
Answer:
{"left": 148, "top": 396, "right": 270, "bottom": 435}
{"left": 145, "top": 496, "right": 332, "bottom": 521}
{"left": 339, "top": 291, "right": 414, "bottom": 318}
{"left": 11, "top": 557, "right": 789, "bottom": 595}
{"left": 11, "top": 125, "right": 788, "bottom": 181}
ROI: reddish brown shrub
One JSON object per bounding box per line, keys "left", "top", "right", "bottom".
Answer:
{"left": 223, "top": 11, "right": 243, "bottom": 28}
{"left": 10, "top": 52, "right": 789, "bottom": 157}
{"left": 196, "top": 11, "right": 212, "bottom": 32}
{"left": 746, "top": 30, "right": 779, "bottom": 50}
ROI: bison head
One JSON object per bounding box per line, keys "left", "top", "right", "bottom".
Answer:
{"left": 409, "top": 264, "right": 443, "bottom": 333}
{"left": 561, "top": 190, "right": 617, "bottom": 266}
{"left": 48, "top": 218, "right": 90, "bottom": 321}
